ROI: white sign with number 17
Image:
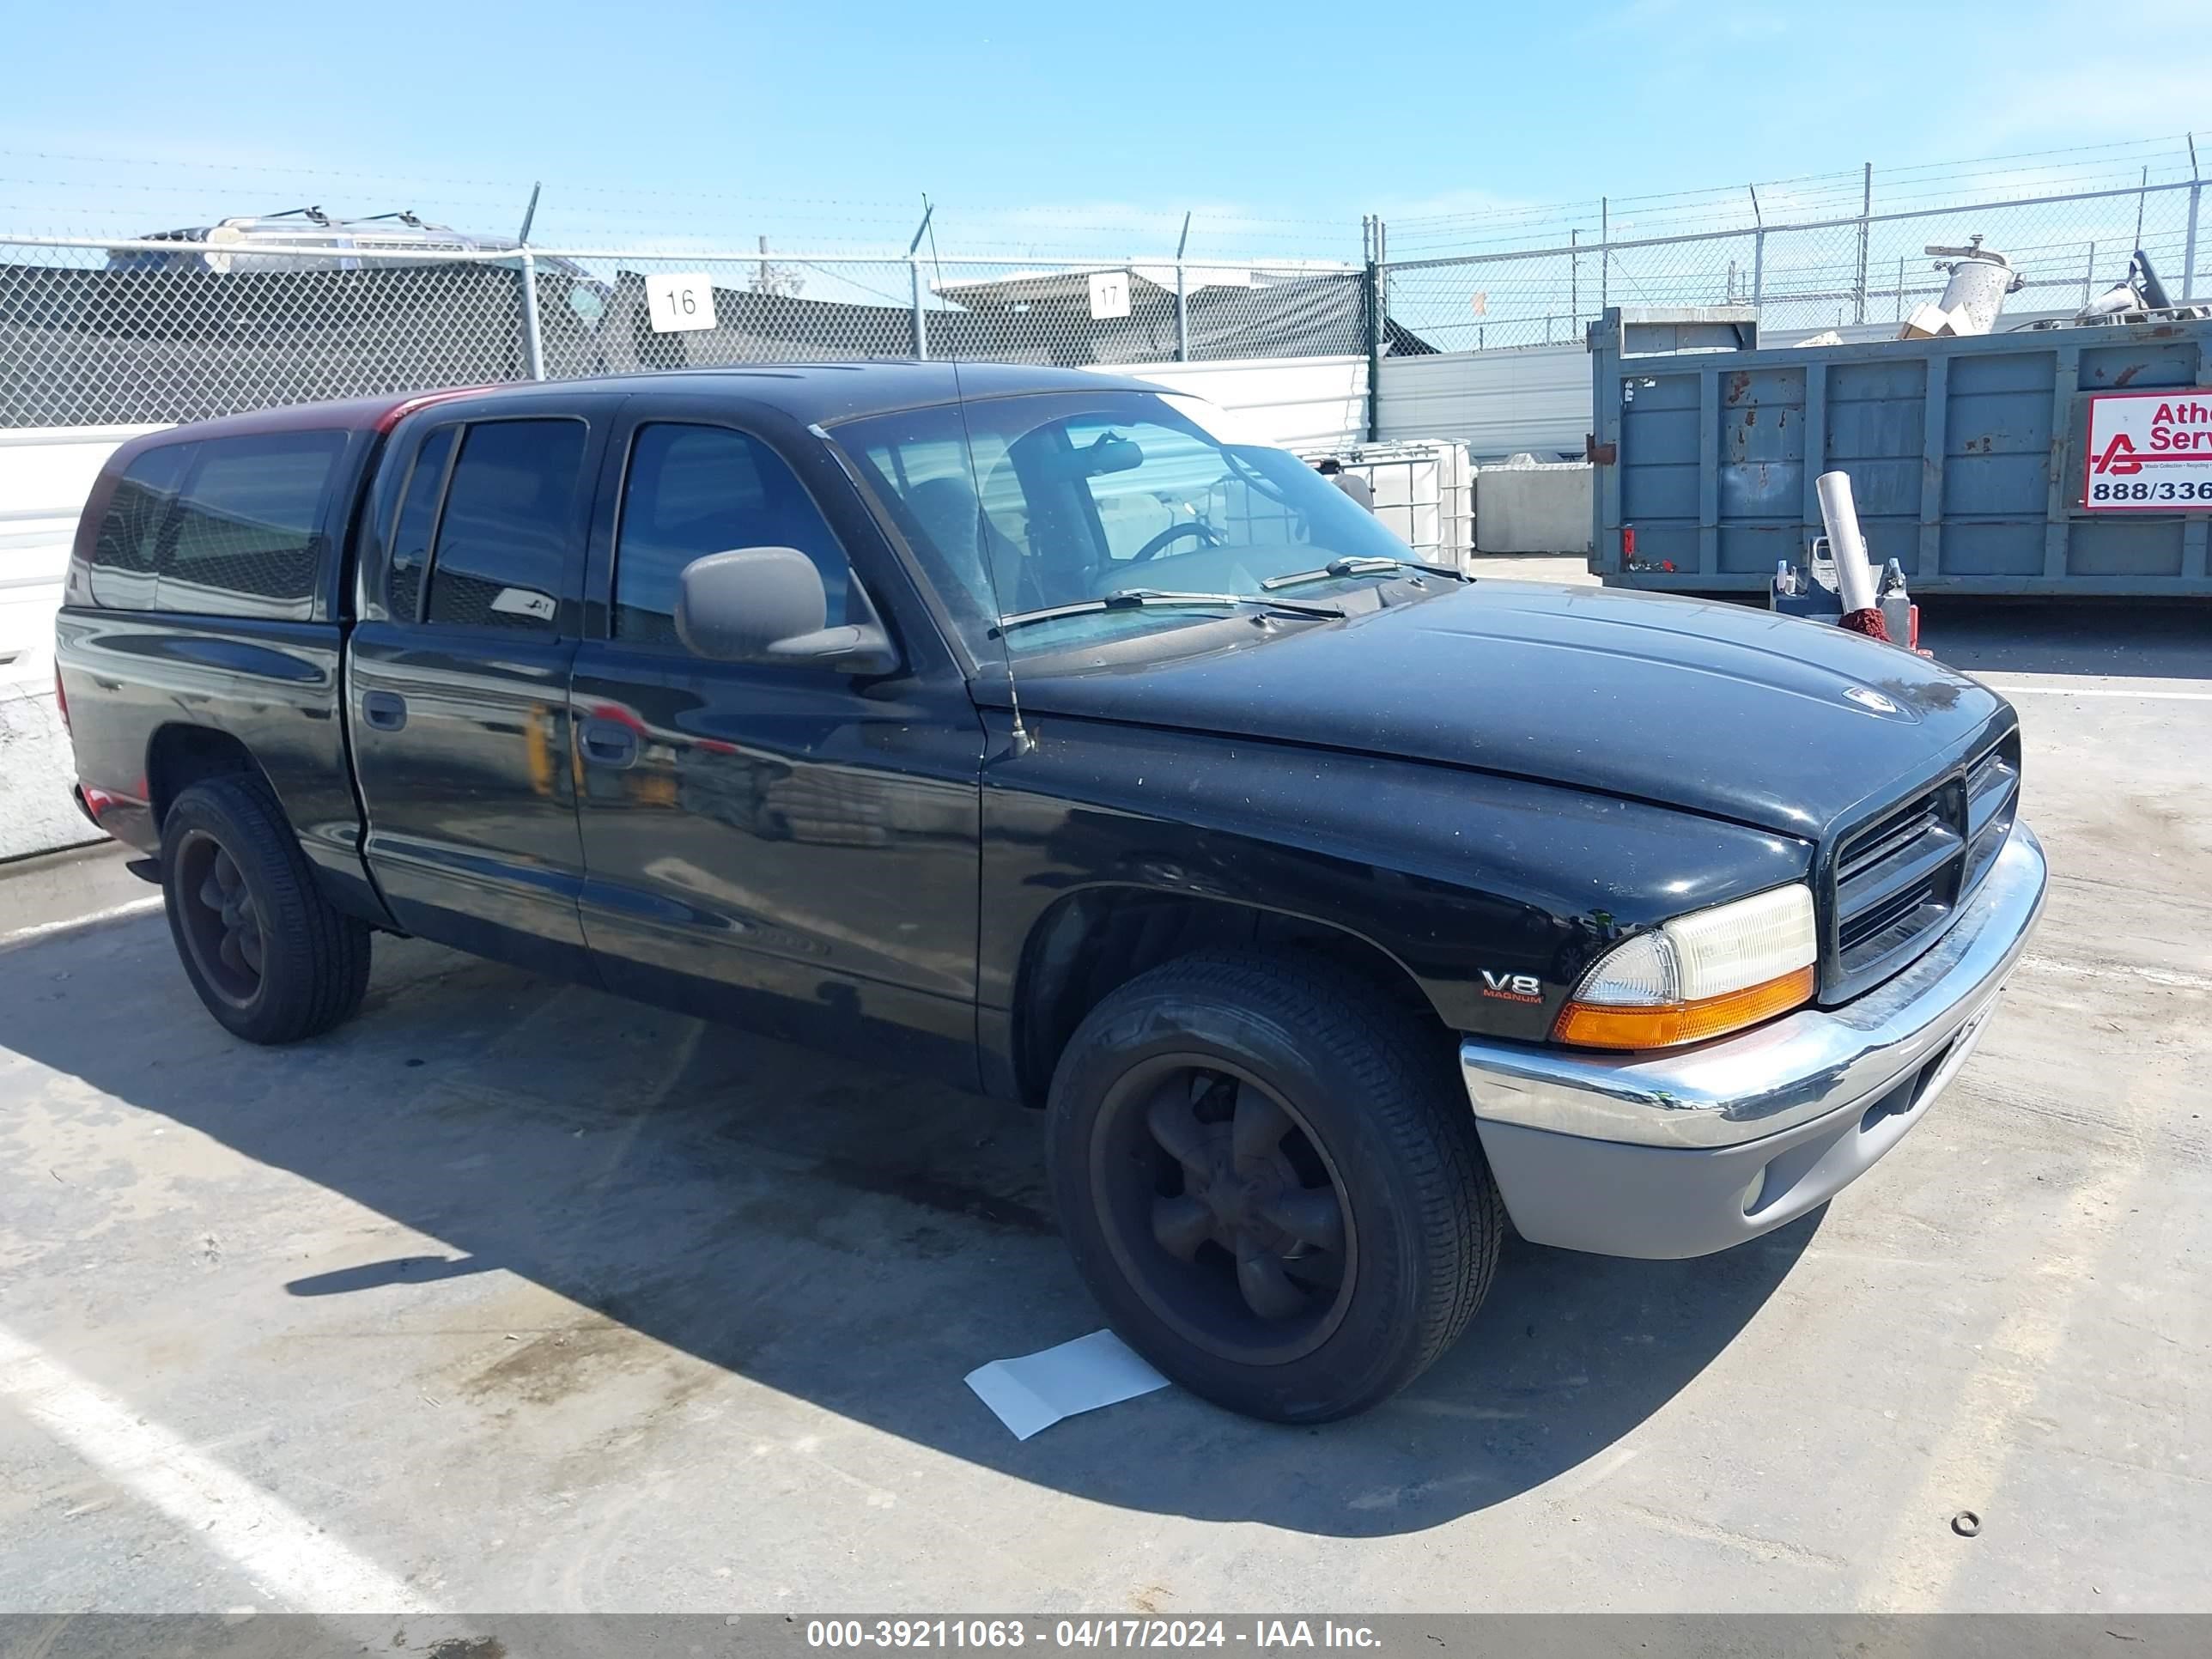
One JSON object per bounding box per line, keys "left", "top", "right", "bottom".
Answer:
{"left": 645, "top": 272, "right": 718, "bottom": 334}
{"left": 1087, "top": 270, "right": 1130, "bottom": 320}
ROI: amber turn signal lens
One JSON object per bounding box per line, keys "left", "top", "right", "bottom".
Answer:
{"left": 1553, "top": 963, "right": 1817, "bottom": 1051}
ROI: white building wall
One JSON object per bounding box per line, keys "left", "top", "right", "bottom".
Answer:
{"left": 1111, "top": 355, "right": 1368, "bottom": 450}
{"left": 0, "top": 426, "right": 163, "bottom": 860}
{"left": 0, "top": 426, "right": 161, "bottom": 691}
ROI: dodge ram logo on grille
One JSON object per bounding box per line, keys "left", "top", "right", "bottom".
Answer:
{"left": 1844, "top": 685, "right": 1900, "bottom": 714}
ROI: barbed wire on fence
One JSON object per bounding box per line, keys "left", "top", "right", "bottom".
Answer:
{"left": 0, "top": 149, "right": 1362, "bottom": 266}
{"left": 1382, "top": 131, "right": 2204, "bottom": 258}
{"left": 1383, "top": 175, "right": 2206, "bottom": 354}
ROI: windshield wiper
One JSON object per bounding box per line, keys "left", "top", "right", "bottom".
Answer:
{"left": 1261, "top": 555, "right": 1473, "bottom": 591}
{"left": 992, "top": 588, "right": 1346, "bottom": 636}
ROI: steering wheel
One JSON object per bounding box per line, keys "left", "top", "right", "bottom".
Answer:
{"left": 1129, "top": 520, "right": 1224, "bottom": 562}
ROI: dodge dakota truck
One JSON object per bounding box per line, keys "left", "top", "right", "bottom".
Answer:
{"left": 55, "top": 362, "right": 2046, "bottom": 1422}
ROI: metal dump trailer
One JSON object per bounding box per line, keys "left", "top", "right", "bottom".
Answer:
{"left": 1587, "top": 306, "right": 2212, "bottom": 595}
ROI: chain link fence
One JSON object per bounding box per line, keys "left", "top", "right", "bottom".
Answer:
{"left": 4, "top": 158, "right": 2204, "bottom": 428}
{"left": 0, "top": 236, "right": 1369, "bottom": 428}
{"left": 1381, "top": 178, "right": 2207, "bottom": 352}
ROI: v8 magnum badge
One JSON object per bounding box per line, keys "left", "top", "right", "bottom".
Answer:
{"left": 1844, "top": 684, "right": 1900, "bottom": 714}
{"left": 1480, "top": 970, "right": 1544, "bottom": 1003}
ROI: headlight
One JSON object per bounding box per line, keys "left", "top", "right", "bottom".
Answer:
{"left": 1553, "top": 884, "right": 1817, "bottom": 1050}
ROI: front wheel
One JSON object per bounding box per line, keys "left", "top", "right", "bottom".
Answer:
{"left": 1047, "top": 951, "right": 1504, "bottom": 1423}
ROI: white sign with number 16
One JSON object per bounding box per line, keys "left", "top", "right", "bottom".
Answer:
{"left": 645, "top": 272, "right": 718, "bottom": 334}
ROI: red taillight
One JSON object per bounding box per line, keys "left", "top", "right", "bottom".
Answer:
{"left": 54, "top": 664, "right": 69, "bottom": 734}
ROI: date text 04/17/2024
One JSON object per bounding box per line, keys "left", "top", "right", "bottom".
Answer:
{"left": 804, "top": 1621, "right": 1384, "bottom": 1650}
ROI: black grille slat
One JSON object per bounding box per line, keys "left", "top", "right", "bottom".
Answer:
{"left": 1823, "top": 729, "right": 2021, "bottom": 1000}
{"left": 1962, "top": 744, "right": 2021, "bottom": 892}
{"left": 1838, "top": 802, "right": 1942, "bottom": 884}
{"left": 1966, "top": 752, "right": 2019, "bottom": 841}
{"left": 1839, "top": 886, "right": 1930, "bottom": 953}
{"left": 1836, "top": 819, "right": 1962, "bottom": 931}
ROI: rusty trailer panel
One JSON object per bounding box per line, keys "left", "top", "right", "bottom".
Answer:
{"left": 1587, "top": 306, "right": 2212, "bottom": 595}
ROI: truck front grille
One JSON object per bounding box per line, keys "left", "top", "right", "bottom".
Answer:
{"left": 1825, "top": 729, "right": 2020, "bottom": 1000}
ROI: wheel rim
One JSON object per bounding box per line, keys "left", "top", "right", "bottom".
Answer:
{"left": 1090, "top": 1056, "right": 1358, "bottom": 1365}
{"left": 173, "top": 830, "right": 264, "bottom": 1008}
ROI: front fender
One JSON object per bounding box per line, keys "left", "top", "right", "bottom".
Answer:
{"left": 979, "top": 715, "right": 1811, "bottom": 1041}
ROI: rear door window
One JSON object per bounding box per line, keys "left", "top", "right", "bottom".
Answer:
{"left": 160, "top": 431, "right": 347, "bottom": 615}
{"left": 423, "top": 419, "right": 588, "bottom": 633}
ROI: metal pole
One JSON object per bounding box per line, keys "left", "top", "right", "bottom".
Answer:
{"left": 2185, "top": 135, "right": 2202, "bottom": 301}
{"left": 1175, "top": 210, "right": 1192, "bottom": 362}
{"left": 1854, "top": 161, "right": 1872, "bottom": 325}
{"left": 1600, "top": 197, "right": 1608, "bottom": 313}
{"left": 759, "top": 235, "right": 770, "bottom": 289}
{"left": 1747, "top": 185, "right": 1765, "bottom": 322}
{"left": 2084, "top": 241, "right": 2097, "bottom": 308}
{"left": 907, "top": 201, "right": 934, "bottom": 362}
{"left": 1364, "top": 220, "right": 1384, "bottom": 442}
{"left": 517, "top": 250, "right": 545, "bottom": 381}
{"left": 1571, "top": 228, "right": 1579, "bottom": 326}
{"left": 514, "top": 179, "right": 546, "bottom": 381}
{"left": 1896, "top": 254, "right": 1905, "bottom": 322}
{"left": 2187, "top": 184, "right": 2203, "bottom": 303}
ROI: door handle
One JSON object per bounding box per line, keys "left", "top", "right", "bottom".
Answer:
{"left": 580, "top": 717, "right": 640, "bottom": 768}
{"left": 362, "top": 690, "right": 408, "bottom": 732}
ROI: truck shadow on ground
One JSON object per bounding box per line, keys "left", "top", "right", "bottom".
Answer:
{"left": 1917, "top": 599, "right": 2212, "bottom": 681}
{"left": 0, "top": 922, "right": 1812, "bottom": 1540}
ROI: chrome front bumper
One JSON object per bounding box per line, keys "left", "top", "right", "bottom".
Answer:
{"left": 1457, "top": 823, "right": 2046, "bottom": 1258}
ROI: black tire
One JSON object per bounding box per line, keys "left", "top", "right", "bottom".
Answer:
{"left": 160, "top": 772, "right": 372, "bottom": 1044}
{"left": 1047, "top": 950, "right": 1505, "bottom": 1424}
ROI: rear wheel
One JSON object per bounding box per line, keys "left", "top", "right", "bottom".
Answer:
{"left": 1047, "top": 951, "right": 1504, "bottom": 1423}
{"left": 161, "top": 774, "right": 371, "bottom": 1044}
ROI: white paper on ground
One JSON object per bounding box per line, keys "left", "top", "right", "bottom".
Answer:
{"left": 965, "top": 1329, "right": 1171, "bottom": 1440}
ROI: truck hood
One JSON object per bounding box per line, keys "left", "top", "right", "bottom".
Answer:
{"left": 1003, "top": 580, "right": 2012, "bottom": 839}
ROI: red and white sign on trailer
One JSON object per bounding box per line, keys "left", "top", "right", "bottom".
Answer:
{"left": 2082, "top": 388, "right": 2212, "bottom": 510}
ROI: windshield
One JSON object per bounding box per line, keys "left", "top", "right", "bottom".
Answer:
{"left": 829, "top": 391, "right": 1423, "bottom": 659}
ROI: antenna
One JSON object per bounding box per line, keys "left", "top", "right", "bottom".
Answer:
{"left": 922, "top": 195, "right": 1033, "bottom": 757}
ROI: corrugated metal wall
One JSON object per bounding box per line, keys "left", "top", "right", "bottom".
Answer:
{"left": 1373, "top": 344, "right": 1589, "bottom": 459}
{"left": 1367, "top": 324, "right": 1977, "bottom": 461}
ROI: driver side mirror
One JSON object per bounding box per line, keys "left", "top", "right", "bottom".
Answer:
{"left": 675, "top": 547, "right": 898, "bottom": 675}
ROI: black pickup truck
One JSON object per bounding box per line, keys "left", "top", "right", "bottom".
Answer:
{"left": 56, "top": 362, "right": 2046, "bottom": 1422}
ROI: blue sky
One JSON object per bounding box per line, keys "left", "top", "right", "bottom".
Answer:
{"left": 4, "top": 0, "right": 2207, "bottom": 259}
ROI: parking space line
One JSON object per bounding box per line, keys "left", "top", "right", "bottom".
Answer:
{"left": 0, "top": 895, "right": 163, "bottom": 947}
{"left": 0, "top": 1322, "right": 435, "bottom": 1614}
{"left": 1984, "top": 685, "right": 2212, "bottom": 701}
{"left": 2020, "top": 952, "right": 2212, "bottom": 994}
